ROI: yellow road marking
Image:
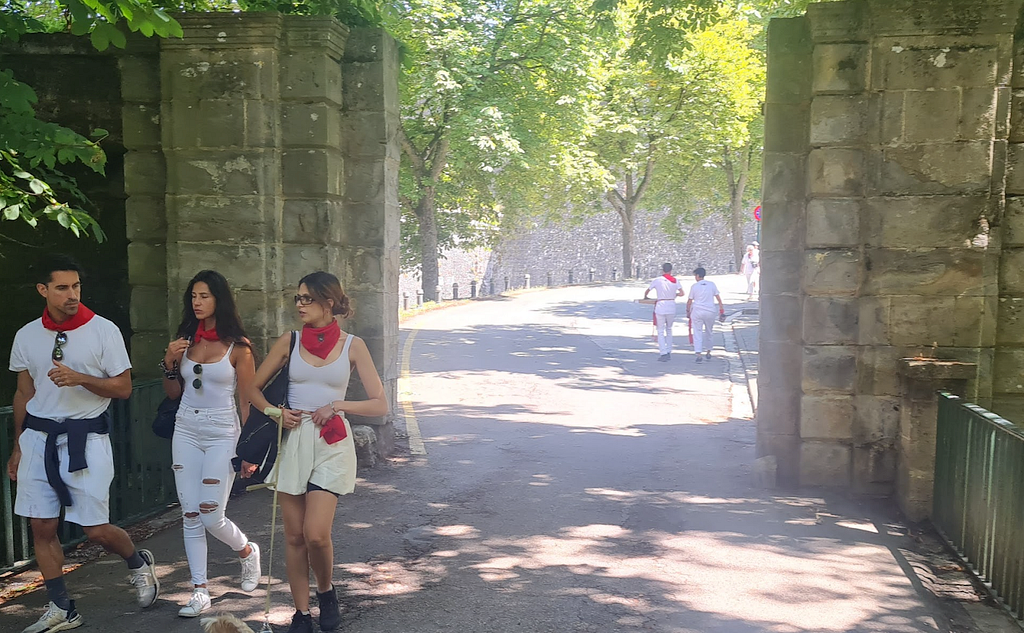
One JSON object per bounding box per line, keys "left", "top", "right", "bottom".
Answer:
{"left": 400, "top": 328, "right": 426, "bottom": 455}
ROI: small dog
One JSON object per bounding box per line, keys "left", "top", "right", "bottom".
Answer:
{"left": 200, "top": 614, "right": 256, "bottom": 633}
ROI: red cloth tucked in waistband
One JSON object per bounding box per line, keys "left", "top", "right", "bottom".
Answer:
{"left": 320, "top": 414, "right": 348, "bottom": 445}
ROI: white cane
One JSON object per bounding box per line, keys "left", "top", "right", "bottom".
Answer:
{"left": 245, "top": 407, "right": 286, "bottom": 633}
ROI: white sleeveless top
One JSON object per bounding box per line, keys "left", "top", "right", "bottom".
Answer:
{"left": 287, "top": 334, "right": 353, "bottom": 411}
{"left": 180, "top": 343, "right": 236, "bottom": 410}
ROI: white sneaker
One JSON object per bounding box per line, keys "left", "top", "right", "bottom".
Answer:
{"left": 22, "top": 600, "right": 83, "bottom": 633}
{"left": 128, "top": 549, "right": 160, "bottom": 608}
{"left": 239, "top": 541, "right": 262, "bottom": 592}
{"left": 177, "top": 587, "right": 211, "bottom": 618}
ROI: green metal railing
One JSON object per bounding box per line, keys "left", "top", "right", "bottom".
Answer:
{"left": 0, "top": 380, "right": 176, "bottom": 574}
{"left": 934, "top": 392, "right": 1024, "bottom": 620}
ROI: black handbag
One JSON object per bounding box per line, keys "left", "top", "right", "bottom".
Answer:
{"left": 152, "top": 369, "right": 184, "bottom": 439}
{"left": 152, "top": 395, "right": 179, "bottom": 439}
{"left": 232, "top": 331, "right": 296, "bottom": 483}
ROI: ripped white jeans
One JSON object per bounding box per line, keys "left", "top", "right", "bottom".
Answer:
{"left": 172, "top": 406, "right": 248, "bottom": 586}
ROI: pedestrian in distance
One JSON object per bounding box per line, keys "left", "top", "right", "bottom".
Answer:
{"left": 643, "top": 263, "right": 685, "bottom": 362}
{"left": 244, "top": 271, "right": 389, "bottom": 633}
{"left": 686, "top": 267, "right": 726, "bottom": 363}
{"left": 161, "top": 270, "right": 262, "bottom": 618}
{"left": 7, "top": 254, "right": 160, "bottom": 633}
{"left": 742, "top": 243, "right": 760, "bottom": 300}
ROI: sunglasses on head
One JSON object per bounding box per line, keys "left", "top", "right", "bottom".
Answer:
{"left": 52, "top": 331, "right": 68, "bottom": 361}
{"left": 294, "top": 294, "right": 316, "bottom": 306}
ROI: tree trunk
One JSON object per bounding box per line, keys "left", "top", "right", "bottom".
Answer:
{"left": 723, "top": 147, "right": 751, "bottom": 271}
{"left": 730, "top": 190, "right": 744, "bottom": 272}
{"left": 621, "top": 203, "right": 635, "bottom": 278}
{"left": 417, "top": 188, "right": 439, "bottom": 302}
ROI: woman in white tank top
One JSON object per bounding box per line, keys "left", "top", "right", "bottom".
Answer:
{"left": 245, "top": 271, "right": 388, "bottom": 633}
{"left": 161, "top": 270, "right": 262, "bottom": 618}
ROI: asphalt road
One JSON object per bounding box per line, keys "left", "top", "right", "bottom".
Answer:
{"left": 0, "top": 278, "right": 997, "bottom": 632}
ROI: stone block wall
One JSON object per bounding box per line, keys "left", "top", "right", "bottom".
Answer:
{"left": 761, "top": 0, "right": 1024, "bottom": 492}
{"left": 2, "top": 15, "right": 400, "bottom": 448}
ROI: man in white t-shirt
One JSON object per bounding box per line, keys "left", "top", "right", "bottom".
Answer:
{"left": 643, "top": 263, "right": 685, "bottom": 361}
{"left": 686, "top": 267, "right": 725, "bottom": 363}
{"left": 6, "top": 255, "right": 160, "bottom": 632}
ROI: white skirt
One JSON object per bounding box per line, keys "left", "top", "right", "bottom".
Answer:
{"left": 268, "top": 413, "right": 356, "bottom": 496}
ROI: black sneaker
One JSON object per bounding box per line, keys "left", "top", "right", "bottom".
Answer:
{"left": 695, "top": 354, "right": 703, "bottom": 363}
{"left": 317, "top": 587, "right": 342, "bottom": 630}
{"left": 285, "top": 611, "right": 313, "bottom": 633}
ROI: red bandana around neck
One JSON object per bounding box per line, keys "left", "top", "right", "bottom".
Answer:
{"left": 662, "top": 273, "right": 677, "bottom": 284}
{"left": 42, "top": 304, "right": 95, "bottom": 332}
{"left": 195, "top": 320, "right": 220, "bottom": 343}
{"left": 302, "top": 320, "right": 341, "bottom": 359}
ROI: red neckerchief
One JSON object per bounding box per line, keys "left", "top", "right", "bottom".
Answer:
{"left": 42, "top": 304, "right": 95, "bottom": 331}
{"left": 302, "top": 320, "right": 341, "bottom": 360}
{"left": 195, "top": 320, "right": 220, "bottom": 342}
{"left": 321, "top": 414, "right": 348, "bottom": 444}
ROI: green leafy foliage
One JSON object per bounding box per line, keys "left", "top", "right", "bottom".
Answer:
{"left": 390, "top": 0, "right": 602, "bottom": 292}
{"left": 1, "top": 0, "right": 184, "bottom": 243}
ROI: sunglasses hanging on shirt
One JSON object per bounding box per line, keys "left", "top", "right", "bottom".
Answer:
{"left": 52, "top": 331, "right": 68, "bottom": 361}
{"left": 192, "top": 363, "right": 203, "bottom": 389}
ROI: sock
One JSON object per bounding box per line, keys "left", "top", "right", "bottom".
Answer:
{"left": 44, "top": 577, "right": 71, "bottom": 611}
{"left": 299, "top": 610, "right": 310, "bottom": 616}
{"left": 318, "top": 584, "right": 333, "bottom": 594}
{"left": 125, "top": 551, "right": 145, "bottom": 570}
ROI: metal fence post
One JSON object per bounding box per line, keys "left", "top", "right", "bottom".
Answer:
{"left": 452, "top": 282, "right": 459, "bottom": 300}
{"left": 435, "top": 285, "right": 442, "bottom": 301}
{"left": 612, "top": 267, "right": 617, "bottom": 281}
{"left": 524, "top": 273, "right": 531, "bottom": 289}
{"left": 588, "top": 268, "right": 595, "bottom": 283}
{"left": 504, "top": 276, "right": 510, "bottom": 291}
{"left": 635, "top": 263, "right": 641, "bottom": 279}
{"left": 402, "top": 293, "right": 408, "bottom": 311}
{"left": 471, "top": 280, "right": 477, "bottom": 298}
{"left": 546, "top": 271, "right": 553, "bottom": 286}
{"left": 416, "top": 289, "right": 423, "bottom": 306}
{"left": 568, "top": 269, "right": 574, "bottom": 284}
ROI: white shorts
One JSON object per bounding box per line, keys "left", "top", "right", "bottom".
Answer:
{"left": 269, "top": 413, "right": 356, "bottom": 497}
{"left": 15, "top": 429, "right": 114, "bottom": 527}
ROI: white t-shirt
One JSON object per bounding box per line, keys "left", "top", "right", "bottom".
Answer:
{"left": 9, "top": 315, "right": 132, "bottom": 421}
{"left": 648, "top": 276, "right": 683, "bottom": 315}
{"left": 689, "top": 279, "right": 721, "bottom": 314}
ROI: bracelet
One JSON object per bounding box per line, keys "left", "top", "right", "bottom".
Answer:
{"left": 159, "top": 358, "right": 180, "bottom": 380}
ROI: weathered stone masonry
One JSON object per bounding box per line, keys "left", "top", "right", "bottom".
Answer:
{"left": 6, "top": 14, "right": 401, "bottom": 455}
{"left": 761, "top": 0, "right": 1024, "bottom": 509}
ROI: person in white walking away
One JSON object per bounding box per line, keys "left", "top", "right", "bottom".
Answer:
{"left": 741, "top": 244, "right": 760, "bottom": 300}
{"left": 686, "top": 267, "right": 725, "bottom": 363}
{"left": 6, "top": 254, "right": 160, "bottom": 633}
{"left": 643, "top": 263, "right": 684, "bottom": 362}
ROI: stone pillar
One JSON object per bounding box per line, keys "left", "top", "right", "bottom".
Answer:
{"left": 122, "top": 39, "right": 167, "bottom": 377}
{"left": 758, "top": 15, "right": 812, "bottom": 487}
{"left": 341, "top": 28, "right": 401, "bottom": 455}
{"left": 897, "top": 359, "right": 976, "bottom": 522}
{"left": 761, "top": 0, "right": 1019, "bottom": 493}
{"left": 799, "top": 1, "right": 869, "bottom": 490}
{"left": 160, "top": 13, "right": 285, "bottom": 353}
{"left": 280, "top": 15, "right": 348, "bottom": 328}
{"left": 994, "top": 8, "right": 1024, "bottom": 422}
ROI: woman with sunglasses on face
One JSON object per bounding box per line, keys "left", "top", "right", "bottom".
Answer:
{"left": 244, "top": 271, "right": 388, "bottom": 633}
{"left": 161, "top": 270, "right": 262, "bottom": 617}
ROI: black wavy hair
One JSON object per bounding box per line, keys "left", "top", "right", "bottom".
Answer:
{"left": 175, "top": 270, "right": 250, "bottom": 347}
